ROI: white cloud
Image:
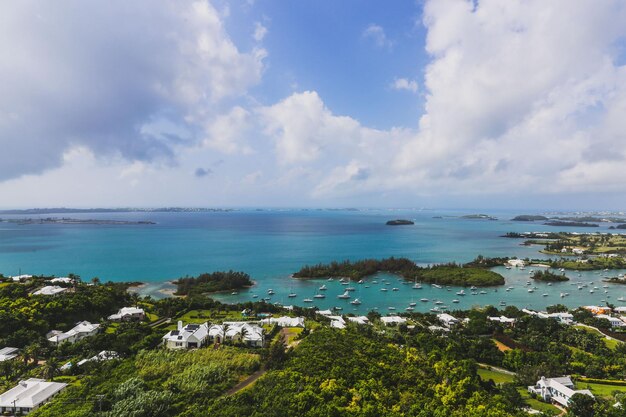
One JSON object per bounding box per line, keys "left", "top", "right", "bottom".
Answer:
{"left": 391, "top": 78, "right": 418, "bottom": 93}
{"left": 203, "top": 106, "right": 254, "bottom": 154}
{"left": 362, "top": 24, "right": 393, "bottom": 49}
{"left": 0, "top": 0, "right": 265, "bottom": 181}
{"left": 253, "top": 22, "right": 268, "bottom": 42}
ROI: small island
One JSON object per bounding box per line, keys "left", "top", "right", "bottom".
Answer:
{"left": 0, "top": 217, "right": 156, "bottom": 225}
{"left": 460, "top": 214, "right": 498, "bottom": 220}
{"left": 530, "top": 270, "right": 569, "bottom": 282}
{"left": 544, "top": 221, "right": 598, "bottom": 227}
{"left": 386, "top": 219, "right": 414, "bottom": 226}
{"left": 511, "top": 215, "right": 549, "bottom": 221}
{"left": 173, "top": 271, "right": 253, "bottom": 296}
{"left": 293, "top": 257, "right": 505, "bottom": 287}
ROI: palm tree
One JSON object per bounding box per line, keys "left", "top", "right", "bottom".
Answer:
{"left": 24, "top": 343, "right": 41, "bottom": 366}
{"left": 43, "top": 358, "right": 60, "bottom": 381}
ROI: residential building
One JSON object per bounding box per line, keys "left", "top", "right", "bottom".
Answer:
{"left": 32, "top": 286, "right": 67, "bottom": 296}
{"left": 380, "top": 316, "right": 407, "bottom": 326}
{"left": 108, "top": 307, "right": 145, "bottom": 321}
{"left": 260, "top": 316, "right": 305, "bottom": 327}
{"left": 583, "top": 306, "right": 612, "bottom": 315}
{"left": 347, "top": 316, "right": 369, "bottom": 325}
{"left": 222, "top": 322, "right": 265, "bottom": 347}
{"left": 528, "top": 376, "right": 593, "bottom": 407}
{"left": 47, "top": 321, "right": 100, "bottom": 345}
{"left": 49, "top": 277, "right": 73, "bottom": 284}
{"left": 0, "top": 347, "right": 18, "bottom": 362}
{"left": 0, "top": 378, "right": 67, "bottom": 414}
{"left": 437, "top": 313, "right": 459, "bottom": 328}
{"left": 162, "top": 322, "right": 209, "bottom": 349}
{"left": 596, "top": 314, "right": 626, "bottom": 328}
{"left": 488, "top": 316, "right": 516, "bottom": 325}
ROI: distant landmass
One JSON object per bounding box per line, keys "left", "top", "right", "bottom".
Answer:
{"left": 460, "top": 214, "right": 497, "bottom": 220}
{"left": 511, "top": 215, "right": 549, "bottom": 221}
{"left": 544, "top": 221, "right": 599, "bottom": 227}
{"left": 386, "top": 219, "right": 414, "bottom": 226}
{"left": 0, "top": 207, "right": 234, "bottom": 215}
{"left": 0, "top": 217, "right": 155, "bottom": 225}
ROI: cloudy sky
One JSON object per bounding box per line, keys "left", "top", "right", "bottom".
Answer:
{"left": 1, "top": 0, "right": 626, "bottom": 209}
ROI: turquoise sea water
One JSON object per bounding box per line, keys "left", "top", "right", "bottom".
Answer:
{"left": 0, "top": 209, "right": 624, "bottom": 312}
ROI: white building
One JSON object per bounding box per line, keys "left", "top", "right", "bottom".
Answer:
{"left": 596, "top": 314, "right": 626, "bottom": 328}
{"left": 162, "top": 322, "right": 209, "bottom": 349}
{"left": 0, "top": 347, "right": 18, "bottom": 362}
{"left": 528, "top": 376, "right": 593, "bottom": 407}
{"left": 347, "top": 316, "right": 370, "bottom": 325}
{"left": 488, "top": 316, "right": 516, "bottom": 325}
{"left": 108, "top": 307, "right": 145, "bottom": 321}
{"left": 380, "top": 316, "right": 407, "bottom": 326}
{"left": 49, "top": 277, "right": 73, "bottom": 284}
{"left": 327, "top": 315, "right": 346, "bottom": 329}
{"left": 222, "top": 322, "right": 265, "bottom": 347}
{"left": 507, "top": 259, "right": 526, "bottom": 267}
{"left": 0, "top": 378, "right": 67, "bottom": 414}
{"left": 541, "top": 312, "right": 575, "bottom": 325}
{"left": 33, "top": 286, "right": 67, "bottom": 296}
{"left": 437, "top": 313, "right": 460, "bottom": 328}
{"left": 317, "top": 310, "right": 333, "bottom": 316}
{"left": 61, "top": 351, "right": 119, "bottom": 371}
{"left": 10, "top": 274, "right": 32, "bottom": 282}
{"left": 47, "top": 321, "right": 100, "bottom": 345}
{"left": 260, "top": 316, "right": 305, "bottom": 327}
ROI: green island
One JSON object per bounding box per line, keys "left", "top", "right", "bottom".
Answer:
{"left": 461, "top": 213, "right": 498, "bottom": 220}
{"left": 531, "top": 270, "right": 569, "bottom": 282}
{"left": 293, "top": 257, "right": 505, "bottom": 286}
{"left": 385, "top": 219, "right": 414, "bottom": 225}
{"left": 544, "top": 220, "right": 599, "bottom": 227}
{"left": 174, "top": 271, "right": 253, "bottom": 296}
{"left": 511, "top": 215, "right": 549, "bottom": 221}
{"left": 0, "top": 273, "right": 624, "bottom": 416}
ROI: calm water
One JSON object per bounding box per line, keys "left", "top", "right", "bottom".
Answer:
{"left": 0, "top": 209, "right": 624, "bottom": 312}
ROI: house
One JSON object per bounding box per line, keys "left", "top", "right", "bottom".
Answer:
{"left": 437, "top": 313, "right": 459, "bottom": 328}
{"left": 380, "top": 316, "right": 407, "bottom": 326}
{"left": 540, "top": 312, "right": 574, "bottom": 325}
{"left": 10, "top": 274, "right": 32, "bottom": 282}
{"left": 108, "top": 307, "right": 145, "bottom": 321}
{"left": 49, "top": 277, "right": 73, "bottom": 284}
{"left": 572, "top": 248, "right": 585, "bottom": 255}
{"left": 0, "top": 378, "right": 67, "bottom": 414}
{"left": 488, "top": 316, "right": 516, "bottom": 325}
{"left": 327, "top": 315, "right": 346, "bottom": 329}
{"left": 528, "top": 376, "right": 593, "bottom": 407}
{"left": 61, "top": 351, "right": 119, "bottom": 371}
{"left": 260, "top": 316, "right": 305, "bottom": 327}
{"left": 0, "top": 347, "right": 18, "bottom": 362}
{"left": 596, "top": 314, "right": 626, "bottom": 328}
{"left": 428, "top": 325, "right": 450, "bottom": 333}
{"left": 162, "top": 322, "right": 209, "bottom": 349}
{"left": 317, "top": 310, "right": 333, "bottom": 316}
{"left": 614, "top": 307, "right": 626, "bottom": 314}
{"left": 32, "top": 286, "right": 67, "bottom": 296}
{"left": 47, "top": 321, "right": 100, "bottom": 345}
{"left": 507, "top": 259, "right": 526, "bottom": 267}
{"left": 583, "top": 306, "right": 612, "bottom": 315}
{"left": 222, "top": 322, "right": 265, "bottom": 347}
{"left": 347, "top": 316, "right": 370, "bottom": 325}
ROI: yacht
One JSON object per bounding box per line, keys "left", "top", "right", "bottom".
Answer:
{"left": 430, "top": 307, "right": 440, "bottom": 312}
{"left": 303, "top": 298, "right": 313, "bottom": 303}
{"left": 267, "top": 289, "right": 275, "bottom": 295}
{"left": 319, "top": 285, "right": 327, "bottom": 291}
{"left": 392, "top": 288, "right": 399, "bottom": 292}
{"left": 452, "top": 299, "right": 460, "bottom": 303}
{"left": 456, "top": 290, "right": 466, "bottom": 296}
{"left": 346, "top": 287, "right": 356, "bottom": 292}
{"left": 350, "top": 298, "right": 361, "bottom": 305}
{"left": 542, "top": 293, "right": 548, "bottom": 297}
{"left": 528, "top": 288, "right": 534, "bottom": 293}
{"left": 288, "top": 293, "right": 297, "bottom": 298}
{"left": 409, "top": 302, "right": 417, "bottom": 307}
{"left": 358, "top": 280, "right": 364, "bottom": 284}
{"left": 388, "top": 306, "right": 396, "bottom": 311}
{"left": 435, "top": 300, "right": 444, "bottom": 305}
{"left": 479, "top": 290, "right": 487, "bottom": 294}
{"left": 470, "top": 286, "right": 477, "bottom": 291}
{"left": 420, "top": 298, "right": 429, "bottom": 302}
{"left": 499, "top": 301, "right": 506, "bottom": 306}
{"left": 314, "top": 293, "right": 325, "bottom": 299}
{"left": 432, "top": 284, "right": 442, "bottom": 289}
{"left": 252, "top": 294, "right": 258, "bottom": 298}
{"left": 560, "top": 292, "right": 565, "bottom": 298}
{"left": 231, "top": 291, "right": 238, "bottom": 295}
{"left": 380, "top": 288, "right": 388, "bottom": 292}
{"left": 333, "top": 306, "right": 343, "bottom": 311}
{"left": 337, "top": 291, "right": 351, "bottom": 299}
{"left": 413, "top": 283, "right": 422, "bottom": 289}
{"left": 405, "top": 306, "right": 414, "bottom": 311}
{"left": 618, "top": 296, "right": 625, "bottom": 302}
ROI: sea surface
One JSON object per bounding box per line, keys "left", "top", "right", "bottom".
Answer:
{"left": 1, "top": 209, "right": 625, "bottom": 312}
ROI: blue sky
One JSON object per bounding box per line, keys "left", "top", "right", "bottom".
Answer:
{"left": 0, "top": 0, "right": 626, "bottom": 209}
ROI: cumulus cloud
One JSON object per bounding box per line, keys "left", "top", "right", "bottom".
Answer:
{"left": 253, "top": 22, "right": 268, "bottom": 42}
{"left": 0, "top": 0, "right": 265, "bottom": 181}
{"left": 391, "top": 78, "right": 418, "bottom": 93}
{"left": 394, "top": 0, "right": 626, "bottom": 195}
{"left": 362, "top": 24, "right": 392, "bottom": 49}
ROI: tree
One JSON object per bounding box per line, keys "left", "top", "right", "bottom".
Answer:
{"left": 266, "top": 334, "right": 287, "bottom": 369}
{"left": 568, "top": 393, "right": 596, "bottom": 417}
{"left": 42, "top": 357, "right": 60, "bottom": 381}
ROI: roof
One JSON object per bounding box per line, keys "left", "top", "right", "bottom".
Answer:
{"left": 163, "top": 322, "right": 209, "bottom": 344}
{"left": 347, "top": 316, "right": 369, "bottom": 325}
{"left": 260, "top": 316, "right": 305, "bottom": 327}
{"left": 0, "top": 378, "right": 67, "bottom": 408}
{"left": 48, "top": 321, "right": 100, "bottom": 343}
{"left": 33, "top": 286, "right": 67, "bottom": 296}
{"left": 50, "top": 277, "right": 73, "bottom": 284}
{"left": 108, "top": 307, "right": 145, "bottom": 320}
{"left": 0, "top": 347, "right": 18, "bottom": 362}
{"left": 381, "top": 316, "right": 407, "bottom": 325}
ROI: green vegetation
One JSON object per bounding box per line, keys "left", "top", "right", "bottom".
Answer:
{"left": 531, "top": 270, "right": 569, "bottom": 282}
{"left": 550, "top": 257, "right": 626, "bottom": 271}
{"left": 386, "top": 219, "right": 414, "bottom": 225}
{"left": 544, "top": 221, "right": 599, "bottom": 227}
{"left": 174, "top": 271, "right": 253, "bottom": 296}
{"left": 477, "top": 367, "right": 514, "bottom": 384}
{"left": 293, "top": 257, "right": 505, "bottom": 286}
{"left": 460, "top": 214, "right": 498, "bottom": 220}
{"left": 511, "top": 215, "right": 549, "bottom": 221}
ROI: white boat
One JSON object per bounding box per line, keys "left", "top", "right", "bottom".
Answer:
{"left": 372, "top": 280, "right": 378, "bottom": 284}
{"left": 430, "top": 307, "right": 440, "bottom": 312}
{"left": 420, "top": 298, "right": 429, "bottom": 302}
{"left": 358, "top": 280, "right": 364, "bottom": 284}
{"left": 231, "top": 291, "right": 238, "bottom": 295}
{"left": 303, "top": 298, "right": 313, "bottom": 303}
{"left": 405, "top": 307, "right": 414, "bottom": 311}
{"left": 346, "top": 287, "right": 356, "bottom": 291}
{"left": 452, "top": 299, "right": 460, "bottom": 303}
{"left": 560, "top": 293, "right": 565, "bottom": 298}
{"left": 470, "top": 286, "right": 477, "bottom": 290}
{"left": 252, "top": 294, "right": 258, "bottom": 298}
{"left": 388, "top": 307, "right": 396, "bottom": 311}
{"left": 413, "top": 283, "right": 422, "bottom": 289}
{"left": 528, "top": 288, "right": 534, "bottom": 293}
{"left": 288, "top": 293, "right": 297, "bottom": 298}
{"left": 409, "top": 302, "right": 417, "bottom": 307}
{"left": 542, "top": 293, "right": 548, "bottom": 297}
{"left": 456, "top": 290, "right": 466, "bottom": 296}
{"left": 618, "top": 296, "right": 625, "bottom": 302}
{"left": 314, "top": 294, "right": 325, "bottom": 299}
{"left": 435, "top": 300, "right": 444, "bottom": 305}
{"left": 319, "top": 285, "right": 327, "bottom": 291}
{"left": 479, "top": 290, "right": 487, "bottom": 294}
{"left": 392, "top": 288, "right": 399, "bottom": 292}
{"left": 499, "top": 301, "right": 506, "bottom": 306}
{"left": 337, "top": 291, "right": 350, "bottom": 299}
{"left": 350, "top": 298, "right": 361, "bottom": 305}
{"left": 432, "top": 284, "right": 442, "bottom": 289}
{"left": 380, "top": 288, "right": 388, "bottom": 292}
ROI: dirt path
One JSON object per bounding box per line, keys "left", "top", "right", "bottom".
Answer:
{"left": 225, "top": 368, "right": 267, "bottom": 395}
{"left": 477, "top": 363, "right": 516, "bottom": 376}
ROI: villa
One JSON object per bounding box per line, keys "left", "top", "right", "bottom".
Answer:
{"left": 32, "top": 286, "right": 67, "bottom": 296}
{"left": 437, "top": 313, "right": 459, "bottom": 328}
{"left": 328, "top": 316, "right": 346, "bottom": 329}
{"left": 47, "top": 321, "right": 100, "bottom": 345}
{"left": 0, "top": 347, "right": 18, "bottom": 362}
{"left": 380, "top": 316, "right": 407, "bottom": 326}
{"left": 347, "top": 316, "right": 370, "bottom": 325}
{"left": 488, "top": 316, "right": 516, "bottom": 325}
{"left": 596, "top": 314, "right": 626, "bottom": 328}
{"left": 507, "top": 259, "right": 526, "bottom": 268}
{"left": 223, "top": 322, "right": 265, "bottom": 347}
{"left": 49, "top": 277, "right": 73, "bottom": 284}
{"left": 260, "top": 316, "right": 305, "bottom": 327}
{"left": 108, "top": 307, "right": 146, "bottom": 321}
{"left": 528, "top": 376, "right": 593, "bottom": 407}
{"left": 162, "top": 322, "right": 209, "bottom": 349}
{"left": 0, "top": 378, "right": 67, "bottom": 415}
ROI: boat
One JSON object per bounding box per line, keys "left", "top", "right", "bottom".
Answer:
{"left": 358, "top": 280, "right": 364, "bottom": 284}
{"left": 350, "top": 298, "right": 361, "bottom": 305}
{"left": 435, "top": 300, "right": 444, "bottom": 305}
{"left": 365, "top": 285, "right": 370, "bottom": 288}
{"left": 432, "top": 284, "right": 442, "bottom": 289}
{"left": 380, "top": 288, "right": 388, "bottom": 292}
{"left": 479, "top": 290, "right": 487, "bottom": 294}
{"left": 319, "top": 285, "right": 327, "bottom": 291}
{"left": 409, "top": 302, "right": 417, "bottom": 307}
{"left": 288, "top": 293, "right": 297, "bottom": 298}
{"left": 388, "top": 307, "right": 396, "bottom": 310}
{"left": 499, "top": 301, "right": 506, "bottom": 306}
{"left": 505, "top": 265, "right": 511, "bottom": 270}
{"left": 341, "top": 281, "right": 349, "bottom": 286}
{"left": 384, "top": 282, "right": 391, "bottom": 286}
{"left": 303, "top": 298, "right": 313, "bottom": 303}
{"left": 589, "top": 290, "right": 595, "bottom": 294}
{"left": 333, "top": 306, "right": 343, "bottom": 311}
{"left": 413, "top": 283, "right": 422, "bottom": 289}
{"left": 452, "top": 299, "right": 460, "bottom": 303}
{"left": 392, "top": 288, "right": 399, "bottom": 292}
{"left": 405, "top": 307, "right": 414, "bottom": 311}
{"left": 328, "top": 278, "right": 333, "bottom": 281}
{"left": 267, "top": 289, "right": 275, "bottom": 295}
{"left": 252, "top": 294, "right": 258, "bottom": 298}
{"left": 231, "top": 291, "right": 238, "bottom": 295}
{"left": 560, "top": 292, "right": 565, "bottom": 298}
{"left": 337, "top": 291, "right": 350, "bottom": 299}
{"left": 314, "top": 294, "right": 325, "bottom": 299}
{"left": 542, "top": 293, "right": 548, "bottom": 297}
{"left": 470, "top": 286, "right": 477, "bottom": 291}
{"left": 346, "top": 287, "right": 356, "bottom": 291}
{"left": 420, "top": 298, "right": 429, "bottom": 302}
{"left": 618, "top": 296, "right": 625, "bottom": 302}
{"left": 528, "top": 288, "right": 534, "bottom": 293}
{"left": 430, "top": 307, "right": 440, "bottom": 312}
{"left": 372, "top": 280, "right": 378, "bottom": 284}
{"left": 456, "top": 290, "right": 466, "bottom": 296}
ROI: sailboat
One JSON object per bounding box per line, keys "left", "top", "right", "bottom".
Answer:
{"left": 319, "top": 284, "right": 327, "bottom": 291}
{"left": 350, "top": 298, "right": 361, "bottom": 305}
{"left": 337, "top": 291, "right": 350, "bottom": 299}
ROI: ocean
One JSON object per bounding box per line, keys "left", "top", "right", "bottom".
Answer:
{"left": 0, "top": 208, "right": 624, "bottom": 312}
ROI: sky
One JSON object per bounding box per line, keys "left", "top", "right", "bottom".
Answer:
{"left": 1, "top": 0, "right": 626, "bottom": 210}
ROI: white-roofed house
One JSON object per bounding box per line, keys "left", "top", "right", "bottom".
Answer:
{"left": 488, "top": 316, "right": 516, "bottom": 325}
{"left": 49, "top": 277, "right": 73, "bottom": 284}
{"left": 260, "top": 316, "right": 305, "bottom": 328}
{"left": 317, "top": 309, "right": 333, "bottom": 316}
{"left": 0, "top": 378, "right": 67, "bottom": 414}
{"left": 222, "top": 322, "right": 265, "bottom": 347}
{"left": 528, "top": 376, "right": 593, "bottom": 408}
{"left": 108, "top": 307, "right": 146, "bottom": 321}
{"left": 47, "top": 321, "right": 100, "bottom": 345}
{"left": 596, "top": 314, "right": 626, "bottom": 328}
{"left": 162, "top": 322, "right": 209, "bottom": 349}
{"left": 10, "top": 274, "right": 32, "bottom": 282}
{"left": 32, "top": 286, "right": 67, "bottom": 296}
{"left": 0, "top": 347, "right": 18, "bottom": 362}
{"left": 347, "top": 316, "right": 370, "bottom": 325}
{"left": 380, "top": 316, "right": 407, "bottom": 326}
{"left": 437, "top": 313, "right": 460, "bottom": 328}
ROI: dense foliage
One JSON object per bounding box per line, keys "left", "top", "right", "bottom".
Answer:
{"left": 293, "top": 257, "right": 505, "bottom": 286}
{"left": 531, "top": 270, "right": 569, "bottom": 282}
{"left": 174, "top": 270, "right": 253, "bottom": 295}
